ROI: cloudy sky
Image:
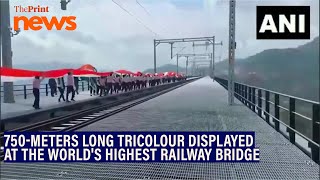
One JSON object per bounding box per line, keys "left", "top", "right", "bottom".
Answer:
{"left": 8, "top": 0, "right": 319, "bottom": 71}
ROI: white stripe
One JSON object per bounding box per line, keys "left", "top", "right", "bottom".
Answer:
{"left": 73, "top": 74, "right": 100, "bottom": 77}
{"left": 61, "top": 123, "right": 76, "bottom": 126}
{"left": 51, "top": 127, "right": 66, "bottom": 130}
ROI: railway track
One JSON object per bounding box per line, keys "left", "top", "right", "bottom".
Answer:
{"left": 0, "top": 79, "right": 197, "bottom": 160}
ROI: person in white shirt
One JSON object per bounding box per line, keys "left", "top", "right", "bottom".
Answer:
{"left": 99, "top": 76, "right": 106, "bottom": 96}
{"left": 111, "top": 74, "right": 116, "bottom": 94}
{"left": 139, "top": 75, "right": 143, "bottom": 89}
{"left": 136, "top": 75, "right": 141, "bottom": 89}
{"left": 156, "top": 75, "right": 159, "bottom": 86}
{"left": 158, "top": 75, "right": 161, "bottom": 85}
{"left": 131, "top": 75, "right": 135, "bottom": 90}
{"left": 123, "top": 75, "right": 128, "bottom": 91}
{"left": 152, "top": 75, "right": 157, "bottom": 86}
{"left": 153, "top": 75, "right": 157, "bottom": 86}
{"left": 33, "top": 75, "right": 45, "bottom": 109}
{"left": 162, "top": 75, "right": 166, "bottom": 84}
{"left": 136, "top": 75, "right": 139, "bottom": 89}
{"left": 119, "top": 75, "right": 123, "bottom": 92}
{"left": 128, "top": 75, "right": 133, "bottom": 91}
{"left": 113, "top": 74, "right": 120, "bottom": 93}
{"left": 132, "top": 75, "right": 136, "bottom": 91}
{"left": 130, "top": 75, "right": 134, "bottom": 90}
{"left": 126, "top": 74, "right": 131, "bottom": 91}
{"left": 136, "top": 75, "right": 140, "bottom": 90}
{"left": 106, "top": 74, "right": 113, "bottom": 95}
{"left": 139, "top": 76, "right": 143, "bottom": 89}
{"left": 121, "top": 75, "right": 128, "bottom": 92}
{"left": 142, "top": 75, "right": 147, "bottom": 88}
{"left": 111, "top": 74, "right": 115, "bottom": 94}
{"left": 148, "top": 75, "right": 152, "bottom": 87}
{"left": 163, "top": 75, "right": 167, "bottom": 84}
{"left": 173, "top": 75, "right": 177, "bottom": 83}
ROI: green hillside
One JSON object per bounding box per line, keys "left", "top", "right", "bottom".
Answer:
{"left": 216, "top": 37, "right": 319, "bottom": 101}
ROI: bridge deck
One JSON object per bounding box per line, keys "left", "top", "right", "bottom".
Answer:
{"left": 1, "top": 77, "right": 319, "bottom": 179}
{"left": 1, "top": 90, "right": 94, "bottom": 119}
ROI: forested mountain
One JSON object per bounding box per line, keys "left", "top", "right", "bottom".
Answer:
{"left": 215, "top": 37, "right": 319, "bottom": 101}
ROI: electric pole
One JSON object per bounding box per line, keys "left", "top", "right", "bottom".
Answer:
{"left": 154, "top": 40, "right": 157, "bottom": 73}
{"left": 192, "top": 38, "right": 222, "bottom": 80}
{"left": 228, "top": 0, "right": 236, "bottom": 105}
{"left": 0, "top": 0, "right": 2, "bottom": 105}
{"left": 212, "top": 37, "right": 215, "bottom": 80}
{"left": 185, "top": 56, "right": 189, "bottom": 76}
{"left": 154, "top": 37, "right": 215, "bottom": 75}
{"left": 176, "top": 55, "right": 179, "bottom": 74}
{"left": 1, "top": 0, "right": 15, "bottom": 103}
{"left": 209, "top": 55, "right": 213, "bottom": 77}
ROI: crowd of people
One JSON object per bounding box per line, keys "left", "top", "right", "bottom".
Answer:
{"left": 32, "top": 72, "right": 187, "bottom": 109}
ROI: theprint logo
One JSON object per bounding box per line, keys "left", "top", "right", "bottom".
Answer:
{"left": 256, "top": 6, "right": 310, "bottom": 39}
{"left": 13, "top": 5, "right": 77, "bottom": 31}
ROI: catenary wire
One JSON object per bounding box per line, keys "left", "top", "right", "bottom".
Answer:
{"left": 112, "top": 0, "right": 159, "bottom": 37}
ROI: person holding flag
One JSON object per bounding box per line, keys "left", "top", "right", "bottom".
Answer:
{"left": 57, "top": 77, "right": 66, "bottom": 102}
{"left": 32, "top": 74, "right": 45, "bottom": 109}
{"left": 106, "top": 74, "right": 113, "bottom": 95}
{"left": 99, "top": 76, "right": 106, "bottom": 96}
{"left": 66, "top": 71, "right": 76, "bottom": 102}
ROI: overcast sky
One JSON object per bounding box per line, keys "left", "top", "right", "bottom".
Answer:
{"left": 8, "top": 0, "right": 319, "bottom": 71}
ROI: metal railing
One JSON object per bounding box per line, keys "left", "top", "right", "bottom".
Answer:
{"left": 0, "top": 77, "right": 193, "bottom": 100}
{"left": 0, "top": 81, "right": 90, "bottom": 99}
{"left": 215, "top": 77, "right": 320, "bottom": 164}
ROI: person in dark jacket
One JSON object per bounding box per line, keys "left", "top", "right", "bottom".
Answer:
{"left": 113, "top": 75, "right": 121, "bottom": 93}
{"left": 106, "top": 75, "right": 113, "bottom": 95}
{"left": 99, "top": 76, "right": 106, "bottom": 96}
{"left": 74, "top": 77, "right": 79, "bottom": 95}
{"left": 48, "top": 78, "right": 57, "bottom": 97}
{"left": 95, "top": 78, "right": 100, "bottom": 95}
{"left": 66, "top": 72, "right": 75, "bottom": 102}
{"left": 57, "top": 77, "right": 66, "bottom": 102}
{"left": 89, "top": 77, "right": 97, "bottom": 96}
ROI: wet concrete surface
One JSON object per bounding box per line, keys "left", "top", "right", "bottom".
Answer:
{"left": 79, "top": 77, "right": 278, "bottom": 133}
{"left": 1, "top": 77, "right": 319, "bottom": 179}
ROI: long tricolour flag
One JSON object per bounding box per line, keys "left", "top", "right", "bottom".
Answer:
{"left": 0, "top": 67, "right": 114, "bottom": 81}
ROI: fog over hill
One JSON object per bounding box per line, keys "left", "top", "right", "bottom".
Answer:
{"left": 215, "top": 37, "right": 319, "bottom": 101}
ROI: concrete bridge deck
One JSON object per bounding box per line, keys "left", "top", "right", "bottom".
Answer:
{"left": 1, "top": 77, "right": 319, "bottom": 179}
{"left": 1, "top": 90, "right": 95, "bottom": 119}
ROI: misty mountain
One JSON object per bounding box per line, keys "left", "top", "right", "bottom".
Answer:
{"left": 215, "top": 37, "right": 319, "bottom": 101}
{"left": 13, "top": 62, "right": 83, "bottom": 71}
{"left": 143, "top": 64, "right": 186, "bottom": 73}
